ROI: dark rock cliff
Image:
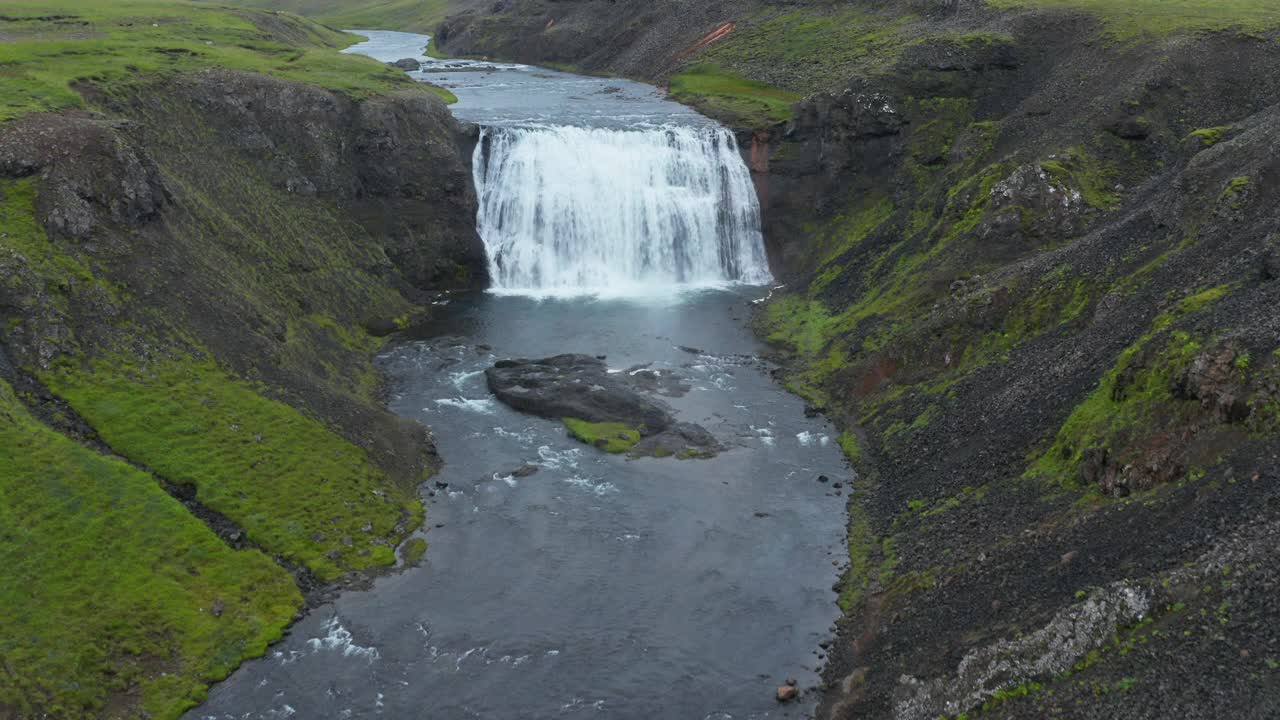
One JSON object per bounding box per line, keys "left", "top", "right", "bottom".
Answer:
{"left": 1, "top": 71, "right": 484, "bottom": 483}
{"left": 435, "top": 2, "right": 1280, "bottom": 718}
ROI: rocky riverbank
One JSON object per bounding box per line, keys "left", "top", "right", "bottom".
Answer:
{"left": 432, "top": 1, "right": 1280, "bottom": 717}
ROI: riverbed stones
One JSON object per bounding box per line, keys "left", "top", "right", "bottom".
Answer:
{"left": 777, "top": 682, "right": 799, "bottom": 702}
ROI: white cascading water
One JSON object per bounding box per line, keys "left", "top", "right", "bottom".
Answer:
{"left": 473, "top": 125, "right": 772, "bottom": 295}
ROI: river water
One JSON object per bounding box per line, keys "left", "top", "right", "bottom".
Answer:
{"left": 190, "top": 31, "right": 849, "bottom": 720}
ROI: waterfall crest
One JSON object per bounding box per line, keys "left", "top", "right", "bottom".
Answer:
{"left": 473, "top": 125, "right": 772, "bottom": 295}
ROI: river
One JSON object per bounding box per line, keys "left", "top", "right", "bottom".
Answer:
{"left": 189, "top": 30, "right": 849, "bottom": 720}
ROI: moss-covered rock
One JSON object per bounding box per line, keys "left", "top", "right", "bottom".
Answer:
{"left": 563, "top": 417, "right": 642, "bottom": 453}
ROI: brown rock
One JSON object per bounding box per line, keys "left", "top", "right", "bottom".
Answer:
{"left": 776, "top": 685, "right": 799, "bottom": 702}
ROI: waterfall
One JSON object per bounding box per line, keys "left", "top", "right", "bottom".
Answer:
{"left": 473, "top": 125, "right": 772, "bottom": 295}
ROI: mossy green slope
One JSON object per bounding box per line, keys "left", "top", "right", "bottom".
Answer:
{"left": 45, "top": 355, "right": 419, "bottom": 580}
{"left": 0, "top": 2, "right": 473, "bottom": 716}
{"left": 0, "top": 378, "right": 301, "bottom": 720}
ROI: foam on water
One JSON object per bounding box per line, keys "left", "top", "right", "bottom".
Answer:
{"left": 434, "top": 397, "right": 497, "bottom": 414}
{"left": 306, "top": 618, "right": 380, "bottom": 662}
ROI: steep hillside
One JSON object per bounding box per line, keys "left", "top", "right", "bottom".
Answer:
{"left": 434, "top": 1, "right": 1280, "bottom": 718}
{"left": 0, "top": 3, "right": 481, "bottom": 717}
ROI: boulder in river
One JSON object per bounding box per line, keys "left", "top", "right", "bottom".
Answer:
{"left": 485, "top": 354, "right": 721, "bottom": 459}
{"left": 389, "top": 58, "right": 422, "bottom": 71}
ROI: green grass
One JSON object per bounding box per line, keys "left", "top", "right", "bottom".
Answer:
{"left": 986, "top": 0, "right": 1280, "bottom": 39}
{"left": 0, "top": 0, "right": 453, "bottom": 123}
{"left": 668, "top": 63, "right": 800, "bottom": 127}
{"left": 214, "top": 0, "right": 458, "bottom": 34}
{"left": 44, "top": 354, "right": 423, "bottom": 581}
{"left": 0, "top": 378, "right": 301, "bottom": 719}
{"left": 698, "top": 8, "right": 919, "bottom": 94}
{"left": 563, "top": 418, "right": 642, "bottom": 453}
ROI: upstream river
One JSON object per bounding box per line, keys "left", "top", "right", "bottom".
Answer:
{"left": 191, "top": 31, "right": 849, "bottom": 720}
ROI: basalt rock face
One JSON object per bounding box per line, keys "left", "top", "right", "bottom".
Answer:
{"left": 437, "top": 2, "right": 1280, "bottom": 718}
{"left": 153, "top": 70, "right": 487, "bottom": 292}
{"left": 0, "top": 72, "right": 485, "bottom": 481}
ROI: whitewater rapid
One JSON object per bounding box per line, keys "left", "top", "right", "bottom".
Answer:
{"left": 473, "top": 125, "right": 772, "bottom": 295}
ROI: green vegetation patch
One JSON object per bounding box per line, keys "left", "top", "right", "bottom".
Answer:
{"left": 1188, "top": 126, "right": 1232, "bottom": 147}
{"left": 698, "top": 8, "right": 918, "bottom": 94}
{"left": 1027, "top": 285, "right": 1236, "bottom": 484}
{"left": 0, "top": 0, "right": 451, "bottom": 123}
{"left": 562, "top": 418, "right": 642, "bottom": 453}
{"left": 218, "top": 0, "right": 457, "bottom": 34}
{"left": 0, "top": 378, "right": 300, "bottom": 720}
{"left": 44, "top": 354, "right": 423, "bottom": 580}
{"left": 668, "top": 63, "right": 801, "bottom": 128}
{"left": 986, "top": 0, "right": 1280, "bottom": 40}
{"left": 401, "top": 536, "right": 428, "bottom": 566}
{"left": 1040, "top": 148, "right": 1120, "bottom": 210}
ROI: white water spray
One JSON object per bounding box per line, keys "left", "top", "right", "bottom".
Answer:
{"left": 473, "top": 125, "right": 772, "bottom": 295}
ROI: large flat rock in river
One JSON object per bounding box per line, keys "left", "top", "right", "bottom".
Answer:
{"left": 484, "top": 354, "right": 719, "bottom": 458}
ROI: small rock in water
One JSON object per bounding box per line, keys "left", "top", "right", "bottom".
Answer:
{"left": 817, "top": 475, "right": 829, "bottom": 483}
{"left": 511, "top": 464, "right": 539, "bottom": 478}
{"left": 832, "top": 482, "right": 843, "bottom": 489}
{"left": 435, "top": 481, "right": 449, "bottom": 489}
{"left": 753, "top": 511, "right": 771, "bottom": 518}
{"left": 677, "top": 345, "right": 704, "bottom": 355}
{"left": 786, "top": 677, "right": 798, "bottom": 687}
{"left": 389, "top": 57, "right": 422, "bottom": 71}
{"left": 777, "top": 684, "right": 798, "bottom": 703}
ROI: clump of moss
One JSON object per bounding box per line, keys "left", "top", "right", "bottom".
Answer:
{"left": 0, "top": 378, "right": 300, "bottom": 720}
{"left": 1187, "top": 126, "right": 1231, "bottom": 147}
{"left": 563, "top": 417, "right": 642, "bottom": 453}
{"left": 1221, "top": 176, "right": 1251, "bottom": 209}
{"left": 1040, "top": 148, "right": 1120, "bottom": 210}
{"left": 401, "top": 537, "right": 428, "bottom": 566}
